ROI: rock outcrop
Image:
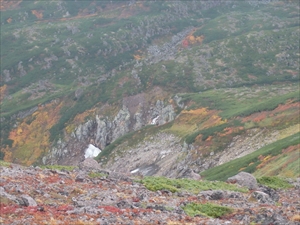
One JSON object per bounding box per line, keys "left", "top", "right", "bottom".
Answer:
{"left": 43, "top": 98, "right": 176, "bottom": 166}
{"left": 227, "top": 172, "right": 258, "bottom": 190}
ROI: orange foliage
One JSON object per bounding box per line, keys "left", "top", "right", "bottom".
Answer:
{"left": 31, "top": 10, "right": 43, "bottom": 19}
{"left": 0, "top": 84, "right": 7, "bottom": 101}
{"left": 181, "top": 28, "right": 204, "bottom": 48}
{"left": 3, "top": 101, "right": 64, "bottom": 166}
{"left": 0, "top": 0, "right": 22, "bottom": 11}
{"left": 177, "top": 108, "right": 225, "bottom": 130}
{"left": 200, "top": 113, "right": 225, "bottom": 130}
{"left": 181, "top": 108, "right": 207, "bottom": 115}
{"left": 242, "top": 102, "right": 300, "bottom": 124}
{"left": 133, "top": 54, "right": 143, "bottom": 60}
{"left": 256, "top": 155, "right": 276, "bottom": 169}
{"left": 273, "top": 102, "right": 299, "bottom": 113}
{"left": 292, "top": 215, "right": 300, "bottom": 222}
{"left": 282, "top": 144, "right": 300, "bottom": 154}
{"left": 219, "top": 126, "right": 244, "bottom": 137}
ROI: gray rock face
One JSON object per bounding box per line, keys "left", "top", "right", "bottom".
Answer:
{"left": 75, "top": 172, "right": 87, "bottom": 182}
{"left": 179, "top": 168, "right": 201, "bottom": 180}
{"left": 95, "top": 116, "right": 111, "bottom": 150}
{"left": 227, "top": 172, "right": 258, "bottom": 190}
{"left": 16, "top": 195, "right": 37, "bottom": 207}
{"left": 112, "top": 106, "right": 131, "bottom": 140}
{"left": 104, "top": 132, "right": 183, "bottom": 178}
{"left": 150, "top": 100, "right": 176, "bottom": 125}
{"left": 0, "top": 187, "right": 17, "bottom": 202}
{"left": 44, "top": 98, "right": 176, "bottom": 166}
{"left": 3, "top": 69, "right": 11, "bottom": 82}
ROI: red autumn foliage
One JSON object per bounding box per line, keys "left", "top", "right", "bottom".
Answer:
{"left": 182, "top": 39, "right": 189, "bottom": 48}
{"left": 57, "top": 204, "right": 74, "bottom": 212}
{"left": 99, "top": 205, "right": 123, "bottom": 214}
{"left": 0, "top": 204, "right": 20, "bottom": 214}
{"left": 132, "top": 197, "right": 140, "bottom": 202}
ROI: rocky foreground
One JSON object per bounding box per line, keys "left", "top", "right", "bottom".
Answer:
{"left": 0, "top": 160, "right": 299, "bottom": 225}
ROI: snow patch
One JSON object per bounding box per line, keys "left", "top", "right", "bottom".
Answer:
{"left": 151, "top": 116, "right": 160, "bottom": 125}
{"left": 84, "top": 144, "right": 101, "bottom": 158}
{"left": 130, "top": 168, "right": 139, "bottom": 174}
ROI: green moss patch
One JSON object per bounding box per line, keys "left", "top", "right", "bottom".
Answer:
{"left": 0, "top": 160, "right": 11, "bottom": 167}
{"left": 182, "top": 203, "right": 233, "bottom": 218}
{"left": 88, "top": 172, "right": 108, "bottom": 179}
{"left": 40, "top": 165, "right": 76, "bottom": 171}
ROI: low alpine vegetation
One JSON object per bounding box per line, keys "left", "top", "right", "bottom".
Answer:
{"left": 182, "top": 202, "right": 233, "bottom": 218}
{"left": 139, "top": 176, "right": 247, "bottom": 193}
{"left": 40, "top": 165, "right": 76, "bottom": 171}
{"left": 88, "top": 172, "right": 108, "bottom": 179}
{"left": 257, "top": 176, "right": 293, "bottom": 190}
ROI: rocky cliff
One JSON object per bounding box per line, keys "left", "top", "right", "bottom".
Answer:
{"left": 43, "top": 92, "right": 176, "bottom": 166}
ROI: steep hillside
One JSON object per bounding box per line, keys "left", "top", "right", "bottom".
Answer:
{"left": 0, "top": 0, "right": 299, "bottom": 178}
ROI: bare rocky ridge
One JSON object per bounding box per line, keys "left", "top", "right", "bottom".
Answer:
{"left": 0, "top": 163, "right": 299, "bottom": 224}
{"left": 103, "top": 133, "right": 183, "bottom": 177}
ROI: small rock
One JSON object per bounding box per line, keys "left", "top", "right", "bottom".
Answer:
{"left": 199, "top": 190, "right": 225, "bottom": 200}
{"left": 37, "top": 206, "right": 44, "bottom": 212}
{"left": 116, "top": 200, "right": 132, "bottom": 209}
{"left": 250, "top": 191, "right": 274, "bottom": 204}
{"left": 75, "top": 172, "right": 86, "bottom": 182}
{"left": 259, "top": 185, "right": 279, "bottom": 202}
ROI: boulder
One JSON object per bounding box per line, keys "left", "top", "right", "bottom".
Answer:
{"left": 227, "top": 172, "right": 258, "bottom": 190}
{"left": 107, "top": 171, "right": 132, "bottom": 182}
{"left": 16, "top": 195, "right": 37, "bottom": 207}
{"left": 79, "top": 157, "right": 101, "bottom": 170}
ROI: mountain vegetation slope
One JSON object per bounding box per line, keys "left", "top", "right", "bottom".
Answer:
{"left": 0, "top": 0, "right": 299, "bottom": 180}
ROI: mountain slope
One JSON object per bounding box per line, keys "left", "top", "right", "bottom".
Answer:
{"left": 0, "top": 1, "right": 299, "bottom": 178}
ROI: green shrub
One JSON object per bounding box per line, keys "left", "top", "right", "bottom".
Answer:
{"left": 185, "top": 123, "right": 229, "bottom": 144}
{"left": 182, "top": 203, "right": 233, "bottom": 218}
{"left": 257, "top": 176, "right": 293, "bottom": 190}
{"left": 139, "top": 176, "right": 247, "bottom": 194}
{"left": 88, "top": 172, "right": 108, "bottom": 179}
{"left": 40, "top": 165, "right": 76, "bottom": 171}
{"left": 0, "top": 160, "right": 11, "bottom": 167}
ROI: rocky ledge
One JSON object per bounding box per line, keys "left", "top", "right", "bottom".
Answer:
{"left": 0, "top": 161, "right": 299, "bottom": 225}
